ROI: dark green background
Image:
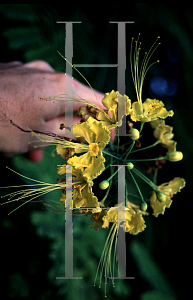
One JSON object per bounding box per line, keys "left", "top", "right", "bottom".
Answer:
{"left": 0, "top": 4, "right": 191, "bottom": 300}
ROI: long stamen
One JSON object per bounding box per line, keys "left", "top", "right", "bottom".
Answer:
{"left": 93, "top": 222, "right": 118, "bottom": 297}
{"left": 130, "top": 34, "right": 161, "bottom": 105}
{"left": 27, "top": 127, "right": 89, "bottom": 150}
{"left": 139, "top": 37, "right": 160, "bottom": 100}
{"left": 57, "top": 51, "right": 110, "bottom": 120}
{"left": 0, "top": 167, "right": 65, "bottom": 215}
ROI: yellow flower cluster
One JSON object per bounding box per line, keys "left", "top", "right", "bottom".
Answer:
{"left": 55, "top": 82, "right": 184, "bottom": 234}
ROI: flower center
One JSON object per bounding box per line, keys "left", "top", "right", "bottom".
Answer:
{"left": 89, "top": 143, "right": 99, "bottom": 156}
{"left": 149, "top": 102, "right": 161, "bottom": 111}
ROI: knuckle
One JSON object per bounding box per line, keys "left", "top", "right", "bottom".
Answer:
{"left": 25, "top": 60, "right": 54, "bottom": 72}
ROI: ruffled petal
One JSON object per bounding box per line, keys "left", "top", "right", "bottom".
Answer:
{"left": 71, "top": 120, "right": 95, "bottom": 144}
{"left": 67, "top": 152, "right": 92, "bottom": 167}
{"left": 102, "top": 90, "right": 119, "bottom": 109}
{"left": 168, "top": 177, "right": 186, "bottom": 194}
{"left": 150, "top": 191, "right": 172, "bottom": 217}
{"left": 127, "top": 212, "right": 146, "bottom": 235}
{"left": 87, "top": 117, "right": 110, "bottom": 146}
{"left": 83, "top": 151, "right": 106, "bottom": 180}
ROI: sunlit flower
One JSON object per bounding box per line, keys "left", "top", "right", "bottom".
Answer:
{"left": 96, "top": 90, "right": 131, "bottom": 129}
{"left": 150, "top": 177, "right": 186, "bottom": 217}
{"left": 67, "top": 117, "right": 110, "bottom": 180}
{"left": 102, "top": 204, "right": 146, "bottom": 235}
{"left": 130, "top": 35, "right": 174, "bottom": 122}
{"left": 130, "top": 98, "right": 174, "bottom": 122}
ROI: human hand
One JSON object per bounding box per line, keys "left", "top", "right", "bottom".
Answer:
{"left": 0, "top": 60, "right": 115, "bottom": 162}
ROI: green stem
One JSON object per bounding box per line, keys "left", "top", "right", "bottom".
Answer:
{"left": 130, "top": 140, "right": 161, "bottom": 153}
{"left": 107, "top": 165, "right": 123, "bottom": 182}
{"left": 128, "top": 169, "right": 145, "bottom": 204}
{"left": 100, "top": 181, "right": 111, "bottom": 205}
{"left": 117, "top": 126, "right": 119, "bottom": 156}
{"left": 102, "top": 150, "right": 125, "bottom": 162}
{"left": 124, "top": 141, "right": 135, "bottom": 161}
{"left": 128, "top": 155, "right": 167, "bottom": 162}
{"left": 132, "top": 167, "right": 157, "bottom": 190}
{"left": 139, "top": 122, "right": 145, "bottom": 133}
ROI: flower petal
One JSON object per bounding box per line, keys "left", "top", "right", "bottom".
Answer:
{"left": 168, "top": 177, "right": 186, "bottom": 194}
{"left": 83, "top": 151, "right": 106, "bottom": 180}
{"left": 71, "top": 120, "right": 94, "bottom": 144}
{"left": 87, "top": 117, "right": 110, "bottom": 146}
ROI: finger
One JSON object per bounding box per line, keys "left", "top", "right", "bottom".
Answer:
{"left": 27, "top": 149, "right": 43, "bottom": 162}
{"left": 24, "top": 60, "right": 55, "bottom": 72}
{"left": 44, "top": 115, "right": 116, "bottom": 143}
{"left": 0, "top": 61, "right": 23, "bottom": 69}
{"left": 40, "top": 73, "right": 107, "bottom": 122}
{"left": 44, "top": 115, "right": 82, "bottom": 139}
{"left": 110, "top": 127, "right": 116, "bottom": 142}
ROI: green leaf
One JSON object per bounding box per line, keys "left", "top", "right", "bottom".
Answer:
{"left": 0, "top": 4, "right": 37, "bottom": 22}
{"left": 140, "top": 290, "right": 177, "bottom": 300}
{"left": 3, "top": 27, "right": 42, "bottom": 49}
{"left": 130, "top": 239, "right": 176, "bottom": 297}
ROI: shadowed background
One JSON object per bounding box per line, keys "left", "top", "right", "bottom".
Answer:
{"left": 0, "top": 4, "right": 191, "bottom": 300}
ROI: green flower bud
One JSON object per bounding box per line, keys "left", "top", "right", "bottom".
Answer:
{"left": 141, "top": 202, "right": 148, "bottom": 212}
{"left": 129, "top": 128, "right": 140, "bottom": 140}
{"left": 99, "top": 180, "right": 109, "bottom": 190}
{"left": 157, "top": 191, "right": 166, "bottom": 202}
{"left": 167, "top": 151, "right": 183, "bottom": 162}
{"left": 127, "top": 162, "right": 134, "bottom": 170}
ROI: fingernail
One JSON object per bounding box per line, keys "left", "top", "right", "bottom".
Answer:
{"left": 28, "top": 150, "right": 43, "bottom": 162}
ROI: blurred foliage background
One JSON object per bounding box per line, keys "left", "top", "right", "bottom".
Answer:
{"left": 0, "top": 4, "right": 192, "bottom": 300}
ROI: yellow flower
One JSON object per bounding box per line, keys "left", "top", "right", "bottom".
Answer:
{"left": 56, "top": 144, "right": 75, "bottom": 160}
{"left": 150, "top": 119, "right": 177, "bottom": 154}
{"left": 102, "top": 204, "right": 146, "bottom": 235}
{"left": 130, "top": 98, "right": 174, "bottom": 122}
{"left": 96, "top": 90, "right": 131, "bottom": 129}
{"left": 130, "top": 36, "right": 174, "bottom": 122}
{"left": 150, "top": 177, "right": 186, "bottom": 217}
{"left": 59, "top": 167, "right": 100, "bottom": 212}
{"left": 67, "top": 117, "right": 110, "bottom": 180}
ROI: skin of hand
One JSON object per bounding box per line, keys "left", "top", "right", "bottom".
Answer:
{"left": 0, "top": 60, "right": 116, "bottom": 162}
